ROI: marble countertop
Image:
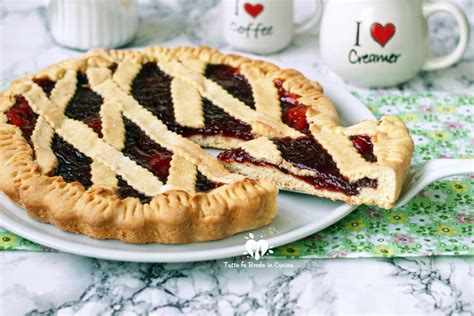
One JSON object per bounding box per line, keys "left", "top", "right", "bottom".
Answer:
{"left": 2, "top": 252, "right": 473, "bottom": 315}
{"left": 1, "top": 0, "right": 473, "bottom": 315}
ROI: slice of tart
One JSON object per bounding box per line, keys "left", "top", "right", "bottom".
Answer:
{"left": 218, "top": 116, "right": 413, "bottom": 209}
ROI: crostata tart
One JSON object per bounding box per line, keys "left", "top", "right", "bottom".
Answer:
{"left": 0, "top": 46, "right": 413, "bottom": 244}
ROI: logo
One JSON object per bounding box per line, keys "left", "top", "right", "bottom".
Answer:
{"left": 243, "top": 233, "right": 273, "bottom": 260}
{"left": 348, "top": 21, "right": 400, "bottom": 65}
{"left": 222, "top": 233, "right": 293, "bottom": 269}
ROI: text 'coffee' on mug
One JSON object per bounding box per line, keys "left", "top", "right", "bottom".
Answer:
{"left": 223, "top": 0, "right": 322, "bottom": 54}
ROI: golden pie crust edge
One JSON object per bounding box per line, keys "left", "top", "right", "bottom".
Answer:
{"left": 0, "top": 46, "right": 292, "bottom": 244}
{"left": 0, "top": 123, "right": 277, "bottom": 244}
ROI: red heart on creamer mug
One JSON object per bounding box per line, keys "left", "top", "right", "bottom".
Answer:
{"left": 244, "top": 3, "right": 264, "bottom": 18}
{"left": 370, "top": 23, "right": 396, "bottom": 47}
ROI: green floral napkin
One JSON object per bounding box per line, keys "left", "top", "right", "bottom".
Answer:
{"left": 270, "top": 91, "right": 473, "bottom": 259}
{"left": 1, "top": 91, "right": 473, "bottom": 258}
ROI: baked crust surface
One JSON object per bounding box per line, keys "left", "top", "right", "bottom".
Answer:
{"left": 221, "top": 115, "right": 413, "bottom": 209}
{"left": 0, "top": 46, "right": 287, "bottom": 244}
{"left": 0, "top": 45, "right": 414, "bottom": 245}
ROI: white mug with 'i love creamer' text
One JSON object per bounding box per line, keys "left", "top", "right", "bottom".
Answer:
{"left": 320, "top": 0, "right": 470, "bottom": 87}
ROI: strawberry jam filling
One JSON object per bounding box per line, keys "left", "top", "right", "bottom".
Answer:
{"left": 119, "top": 118, "right": 222, "bottom": 200}
{"left": 108, "top": 62, "right": 118, "bottom": 73}
{"left": 196, "top": 99, "right": 253, "bottom": 140}
{"left": 131, "top": 62, "right": 253, "bottom": 141}
{"left": 274, "top": 79, "right": 310, "bottom": 133}
{"left": 117, "top": 118, "right": 173, "bottom": 203}
{"left": 7, "top": 95, "right": 94, "bottom": 189}
{"left": 205, "top": 64, "right": 256, "bottom": 110}
{"left": 117, "top": 176, "right": 151, "bottom": 204}
{"left": 33, "top": 78, "right": 56, "bottom": 96}
{"left": 50, "top": 135, "right": 93, "bottom": 188}
{"left": 7, "top": 78, "right": 58, "bottom": 144}
{"left": 195, "top": 171, "right": 222, "bottom": 193}
{"left": 218, "top": 135, "right": 377, "bottom": 196}
{"left": 350, "top": 135, "right": 377, "bottom": 162}
{"left": 64, "top": 73, "right": 104, "bottom": 137}
{"left": 47, "top": 74, "right": 103, "bottom": 189}
{"left": 122, "top": 118, "right": 173, "bottom": 183}
{"left": 6, "top": 96, "right": 38, "bottom": 144}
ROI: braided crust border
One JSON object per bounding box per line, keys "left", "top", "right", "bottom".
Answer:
{"left": 0, "top": 123, "right": 277, "bottom": 243}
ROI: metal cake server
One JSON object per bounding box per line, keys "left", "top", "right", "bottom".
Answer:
{"left": 393, "top": 158, "right": 474, "bottom": 208}
{"left": 281, "top": 158, "right": 474, "bottom": 209}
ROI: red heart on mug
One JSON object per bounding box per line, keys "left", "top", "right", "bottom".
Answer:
{"left": 370, "top": 23, "right": 396, "bottom": 47}
{"left": 244, "top": 3, "right": 264, "bottom": 18}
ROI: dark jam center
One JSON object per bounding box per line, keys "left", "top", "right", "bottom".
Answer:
{"left": 116, "top": 118, "right": 174, "bottom": 203}
{"left": 50, "top": 134, "right": 93, "bottom": 189}
{"left": 274, "top": 136, "right": 339, "bottom": 174}
{"left": 195, "top": 171, "right": 222, "bottom": 193}
{"left": 6, "top": 96, "right": 38, "bottom": 143}
{"left": 131, "top": 62, "right": 253, "bottom": 141}
{"left": 191, "top": 99, "right": 253, "bottom": 140}
{"left": 108, "top": 63, "right": 118, "bottom": 73}
{"left": 205, "top": 64, "right": 256, "bottom": 110}
{"left": 7, "top": 77, "right": 94, "bottom": 189}
{"left": 274, "top": 136, "right": 377, "bottom": 194}
{"left": 117, "top": 176, "right": 152, "bottom": 204}
{"left": 131, "top": 62, "right": 176, "bottom": 128}
{"left": 8, "top": 74, "right": 57, "bottom": 142}
{"left": 350, "top": 135, "right": 377, "bottom": 163}
{"left": 33, "top": 78, "right": 56, "bottom": 96}
{"left": 218, "top": 136, "right": 377, "bottom": 196}
{"left": 274, "top": 79, "right": 309, "bottom": 133}
{"left": 64, "top": 73, "right": 104, "bottom": 137}
{"left": 122, "top": 118, "right": 173, "bottom": 183}
{"left": 47, "top": 74, "right": 96, "bottom": 189}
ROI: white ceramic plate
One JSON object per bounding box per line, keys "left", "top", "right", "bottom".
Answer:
{"left": 0, "top": 57, "right": 375, "bottom": 262}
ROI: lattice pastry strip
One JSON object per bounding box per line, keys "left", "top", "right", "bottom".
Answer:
{"left": 112, "top": 60, "right": 142, "bottom": 93}
{"left": 171, "top": 77, "right": 204, "bottom": 128}
{"left": 30, "top": 70, "right": 77, "bottom": 174}
{"left": 158, "top": 59, "right": 302, "bottom": 138}
{"left": 166, "top": 154, "right": 198, "bottom": 193}
{"left": 239, "top": 63, "right": 281, "bottom": 120}
{"left": 91, "top": 78, "right": 242, "bottom": 185}
{"left": 90, "top": 100, "right": 125, "bottom": 189}
{"left": 87, "top": 51, "right": 411, "bottom": 208}
{"left": 9, "top": 81, "right": 166, "bottom": 196}
{"left": 30, "top": 117, "right": 56, "bottom": 174}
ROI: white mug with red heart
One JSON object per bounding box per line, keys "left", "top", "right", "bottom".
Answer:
{"left": 223, "top": 0, "right": 322, "bottom": 54}
{"left": 320, "top": 0, "right": 470, "bottom": 87}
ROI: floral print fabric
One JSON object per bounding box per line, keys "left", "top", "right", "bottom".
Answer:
{"left": 1, "top": 92, "right": 473, "bottom": 258}
{"left": 271, "top": 91, "right": 473, "bottom": 258}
